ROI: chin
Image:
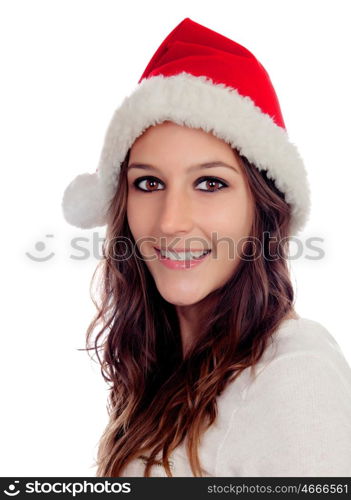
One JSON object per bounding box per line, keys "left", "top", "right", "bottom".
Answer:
{"left": 157, "top": 286, "right": 208, "bottom": 307}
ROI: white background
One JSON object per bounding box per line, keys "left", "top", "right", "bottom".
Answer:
{"left": 1, "top": 0, "right": 350, "bottom": 476}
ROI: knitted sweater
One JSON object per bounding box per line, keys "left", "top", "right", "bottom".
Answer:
{"left": 119, "top": 317, "right": 351, "bottom": 477}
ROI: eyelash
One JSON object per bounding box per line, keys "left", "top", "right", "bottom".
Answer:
{"left": 132, "top": 176, "right": 229, "bottom": 193}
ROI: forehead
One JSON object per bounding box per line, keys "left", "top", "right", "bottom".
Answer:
{"left": 128, "top": 121, "right": 242, "bottom": 170}
{"left": 131, "top": 120, "right": 228, "bottom": 147}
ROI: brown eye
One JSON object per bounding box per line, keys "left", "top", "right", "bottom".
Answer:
{"left": 204, "top": 180, "right": 219, "bottom": 191}
{"left": 133, "top": 177, "right": 164, "bottom": 192}
{"left": 144, "top": 179, "right": 159, "bottom": 191}
{"left": 196, "top": 177, "right": 227, "bottom": 192}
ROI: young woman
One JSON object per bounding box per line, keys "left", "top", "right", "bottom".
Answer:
{"left": 62, "top": 18, "right": 351, "bottom": 477}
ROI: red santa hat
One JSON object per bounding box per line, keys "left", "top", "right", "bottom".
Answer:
{"left": 62, "top": 17, "right": 310, "bottom": 236}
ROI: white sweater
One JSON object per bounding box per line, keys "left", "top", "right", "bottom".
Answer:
{"left": 119, "top": 317, "right": 351, "bottom": 477}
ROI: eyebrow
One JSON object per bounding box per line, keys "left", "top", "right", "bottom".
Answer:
{"left": 127, "top": 161, "right": 240, "bottom": 174}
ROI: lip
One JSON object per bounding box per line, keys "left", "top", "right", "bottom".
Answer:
{"left": 155, "top": 247, "right": 211, "bottom": 252}
{"left": 154, "top": 247, "right": 211, "bottom": 270}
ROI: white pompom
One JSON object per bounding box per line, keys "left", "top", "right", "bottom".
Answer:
{"left": 61, "top": 172, "right": 111, "bottom": 229}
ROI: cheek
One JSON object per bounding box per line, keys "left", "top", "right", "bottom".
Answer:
{"left": 127, "top": 195, "right": 161, "bottom": 257}
{"left": 206, "top": 194, "right": 253, "bottom": 236}
{"left": 126, "top": 195, "right": 145, "bottom": 238}
{"left": 207, "top": 195, "right": 253, "bottom": 258}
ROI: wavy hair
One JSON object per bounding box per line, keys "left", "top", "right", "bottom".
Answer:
{"left": 84, "top": 142, "right": 295, "bottom": 477}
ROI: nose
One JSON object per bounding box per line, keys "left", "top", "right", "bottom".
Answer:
{"left": 158, "top": 188, "right": 194, "bottom": 235}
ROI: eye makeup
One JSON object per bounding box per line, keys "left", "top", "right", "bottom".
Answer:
{"left": 131, "top": 175, "right": 229, "bottom": 193}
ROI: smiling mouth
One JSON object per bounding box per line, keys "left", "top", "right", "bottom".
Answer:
{"left": 154, "top": 247, "right": 212, "bottom": 261}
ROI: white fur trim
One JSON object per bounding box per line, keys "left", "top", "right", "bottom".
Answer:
{"left": 62, "top": 72, "right": 311, "bottom": 235}
{"left": 61, "top": 172, "right": 114, "bottom": 229}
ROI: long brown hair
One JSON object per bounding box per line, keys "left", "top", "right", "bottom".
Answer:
{"left": 85, "top": 143, "right": 295, "bottom": 477}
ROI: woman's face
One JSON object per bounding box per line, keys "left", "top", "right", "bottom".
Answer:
{"left": 126, "top": 121, "right": 254, "bottom": 306}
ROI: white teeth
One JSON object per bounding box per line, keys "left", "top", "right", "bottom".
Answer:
{"left": 159, "top": 249, "right": 210, "bottom": 260}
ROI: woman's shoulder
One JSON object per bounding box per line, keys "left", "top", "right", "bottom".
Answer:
{"left": 219, "top": 316, "right": 351, "bottom": 477}
{"left": 267, "top": 316, "right": 348, "bottom": 363}
{"left": 221, "top": 315, "right": 351, "bottom": 405}
{"left": 253, "top": 315, "right": 351, "bottom": 391}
